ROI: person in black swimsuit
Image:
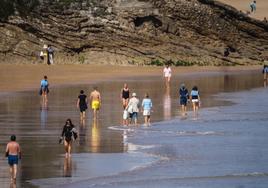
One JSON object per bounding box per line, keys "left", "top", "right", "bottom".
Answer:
{"left": 77, "top": 90, "right": 88, "bottom": 119}
{"left": 60, "top": 119, "right": 77, "bottom": 157}
{"left": 121, "top": 83, "right": 130, "bottom": 109}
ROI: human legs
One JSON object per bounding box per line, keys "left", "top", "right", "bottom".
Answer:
{"left": 64, "top": 140, "right": 72, "bottom": 156}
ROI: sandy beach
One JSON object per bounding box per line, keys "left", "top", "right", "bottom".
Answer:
{"left": 220, "top": 0, "right": 268, "bottom": 20}
{"left": 0, "top": 64, "right": 261, "bottom": 93}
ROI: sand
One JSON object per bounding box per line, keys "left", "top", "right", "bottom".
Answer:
{"left": 220, "top": 0, "right": 268, "bottom": 20}
{"left": 0, "top": 64, "right": 261, "bottom": 93}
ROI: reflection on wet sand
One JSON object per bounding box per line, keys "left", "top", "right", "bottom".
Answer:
{"left": 123, "top": 130, "right": 128, "bottom": 152}
{"left": 264, "top": 79, "right": 267, "bottom": 88}
{"left": 163, "top": 85, "right": 171, "bottom": 120}
{"left": 91, "top": 119, "right": 100, "bottom": 153}
{"left": 63, "top": 156, "right": 72, "bottom": 177}
{"left": 9, "top": 182, "right": 16, "bottom": 188}
{"left": 79, "top": 119, "right": 86, "bottom": 146}
{"left": 40, "top": 102, "right": 48, "bottom": 129}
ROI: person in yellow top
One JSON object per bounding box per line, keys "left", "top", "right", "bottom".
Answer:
{"left": 90, "top": 86, "right": 101, "bottom": 119}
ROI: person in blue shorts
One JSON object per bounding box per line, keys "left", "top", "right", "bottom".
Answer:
{"left": 179, "top": 83, "right": 189, "bottom": 115}
{"left": 5, "top": 135, "right": 21, "bottom": 182}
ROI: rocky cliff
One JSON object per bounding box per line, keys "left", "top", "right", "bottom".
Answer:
{"left": 0, "top": 0, "right": 268, "bottom": 65}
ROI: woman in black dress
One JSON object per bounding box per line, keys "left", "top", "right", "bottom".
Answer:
{"left": 77, "top": 90, "right": 88, "bottom": 119}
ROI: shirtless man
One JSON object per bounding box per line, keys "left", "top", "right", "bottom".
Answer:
{"left": 5, "top": 135, "right": 21, "bottom": 182}
{"left": 90, "top": 86, "right": 101, "bottom": 119}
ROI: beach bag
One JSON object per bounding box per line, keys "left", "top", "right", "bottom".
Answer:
{"left": 127, "top": 105, "right": 133, "bottom": 113}
{"left": 123, "top": 110, "right": 128, "bottom": 119}
{"left": 39, "top": 88, "right": 42, "bottom": 95}
{"left": 72, "top": 128, "right": 78, "bottom": 140}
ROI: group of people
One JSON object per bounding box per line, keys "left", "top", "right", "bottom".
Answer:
{"left": 6, "top": 64, "right": 202, "bottom": 183}
{"left": 39, "top": 44, "right": 54, "bottom": 65}
{"left": 179, "top": 84, "right": 201, "bottom": 115}
{"left": 121, "top": 84, "right": 153, "bottom": 126}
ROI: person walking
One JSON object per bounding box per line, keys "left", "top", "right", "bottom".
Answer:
{"left": 77, "top": 90, "right": 88, "bottom": 120}
{"left": 47, "top": 45, "right": 54, "bottom": 65}
{"left": 40, "top": 75, "right": 49, "bottom": 103}
{"left": 121, "top": 83, "right": 130, "bottom": 109}
{"left": 163, "top": 64, "right": 172, "bottom": 86}
{"left": 250, "top": 0, "right": 256, "bottom": 13}
{"left": 190, "top": 86, "right": 201, "bottom": 112}
{"left": 60, "top": 119, "right": 78, "bottom": 157}
{"left": 263, "top": 65, "right": 268, "bottom": 80}
{"left": 5, "top": 135, "right": 21, "bottom": 182}
{"left": 142, "top": 93, "right": 153, "bottom": 126}
{"left": 179, "top": 83, "right": 189, "bottom": 115}
{"left": 126, "top": 93, "right": 140, "bottom": 126}
{"left": 90, "top": 86, "right": 101, "bottom": 119}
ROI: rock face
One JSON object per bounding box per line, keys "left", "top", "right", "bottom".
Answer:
{"left": 0, "top": 0, "right": 268, "bottom": 65}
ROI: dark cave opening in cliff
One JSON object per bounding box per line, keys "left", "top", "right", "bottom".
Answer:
{"left": 133, "top": 16, "right": 162, "bottom": 28}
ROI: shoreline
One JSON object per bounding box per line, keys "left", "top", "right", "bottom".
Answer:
{"left": 0, "top": 64, "right": 261, "bottom": 94}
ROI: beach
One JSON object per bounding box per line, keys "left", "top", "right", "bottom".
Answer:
{"left": 0, "top": 64, "right": 261, "bottom": 93}
{"left": 220, "top": 0, "right": 268, "bottom": 20}
{"left": 0, "top": 64, "right": 266, "bottom": 188}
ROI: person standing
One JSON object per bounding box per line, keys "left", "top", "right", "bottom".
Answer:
{"left": 179, "top": 83, "right": 189, "bottom": 115}
{"left": 263, "top": 65, "right": 268, "bottom": 80}
{"left": 77, "top": 90, "right": 88, "bottom": 120}
{"left": 40, "top": 75, "right": 49, "bottom": 103}
{"left": 121, "top": 83, "right": 130, "bottom": 109}
{"left": 142, "top": 93, "right": 153, "bottom": 126}
{"left": 250, "top": 0, "right": 256, "bottom": 13}
{"left": 5, "top": 135, "right": 21, "bottom": 182}
{"left": 126, "top": 93, "right": 140, "bottom": 126}
{"left": 47, "top": 45, "right": 54, "bottom": 65}
{"left": 190, "top": 86, "right": 200, "bottom": 112}
{"left": 90, "top": 86, "right": 101, "bottom": 119}
{"left": 163, "top": 64, "right": 172, "bottom": 86}
{"left": 60, "top": 119, "right": 78, "bottom": 157}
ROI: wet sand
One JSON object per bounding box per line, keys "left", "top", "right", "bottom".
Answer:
{"left": 220, "top": 0, "right": 268, "bottom": 20}
{"left": 0, "top": 64, "right": 261, "bottom": 93}
{"left": 0, "top": 67, "right": 264, "bottom": 187}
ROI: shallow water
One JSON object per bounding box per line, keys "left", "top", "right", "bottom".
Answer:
{"left": 0, "top": 70, "right": 265, "bottom": 187}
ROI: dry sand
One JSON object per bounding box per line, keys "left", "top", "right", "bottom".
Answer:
{"left": 0, "top": 64, "right": 261, "bottom": 93}
{"left": 220, "top": 0, "right": 268, "bottom": 20}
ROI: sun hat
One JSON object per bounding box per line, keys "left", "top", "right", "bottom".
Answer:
{"left": 132, "top": 93, "right": 136, "bottom": 97}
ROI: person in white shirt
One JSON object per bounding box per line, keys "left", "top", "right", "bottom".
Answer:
{"left": 126, "top": 93, "right": 140, "bottom": 126}
{"left": 163, "top": 64, "right": 172, "bottom": 86}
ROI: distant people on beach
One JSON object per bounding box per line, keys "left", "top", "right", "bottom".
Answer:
{"left": 121, "top": 83, "right": 130, "bottom": 109}
{"left": 179, "top": 83, "right": 189, "bottom": 115}
{"left": 126, "top": 93, "right": 140, "bottom": 126}
{"left": 40, "top": 75, "right": 49, "bottom": 103}
{"left": 5, "top": 135, "right": 21, "bottom": 182}
{"left": 224, "top": 47, "right": 230, "bottom": 57}
{"left": 142, "top": 93, "right": 153, "bottom": 126}
{"left": 60, "top": 119, "right": 78, "bottom": 157}
{"left": 264, "top": 17, "right": 268, "bottom": 23}
{"left": 47, "top": 45, "right": 54, "bottom": 65}
{"left": 163, "top": 64, "right": 172, "bottom": 86}
{"left": 263, "top": 65, "right": 268, "bottom": 80}
{"left": 250, "top": 0, "right": 256, "bottom": 13}
{"left": 190, "top": 86, "right": 201, "bottom": 112}
{"left": 90, "top": 86, "right": 101, "bottom": 119}
{"left": 77, "top": 90, "right": 88, "bottom": 120}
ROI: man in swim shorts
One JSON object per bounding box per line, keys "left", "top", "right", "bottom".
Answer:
{"left": 90, "top": 86, "right": 101, "bottom": 119}
{"left": 5, "top": 135, "right": 21, "bottom": 182}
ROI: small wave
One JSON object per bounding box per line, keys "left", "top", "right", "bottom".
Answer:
{"left": 108, "top": 126, "right": 134, "bottom": 132}
{"left": 127, "top": 143, "right": 157, "bottom": 152}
